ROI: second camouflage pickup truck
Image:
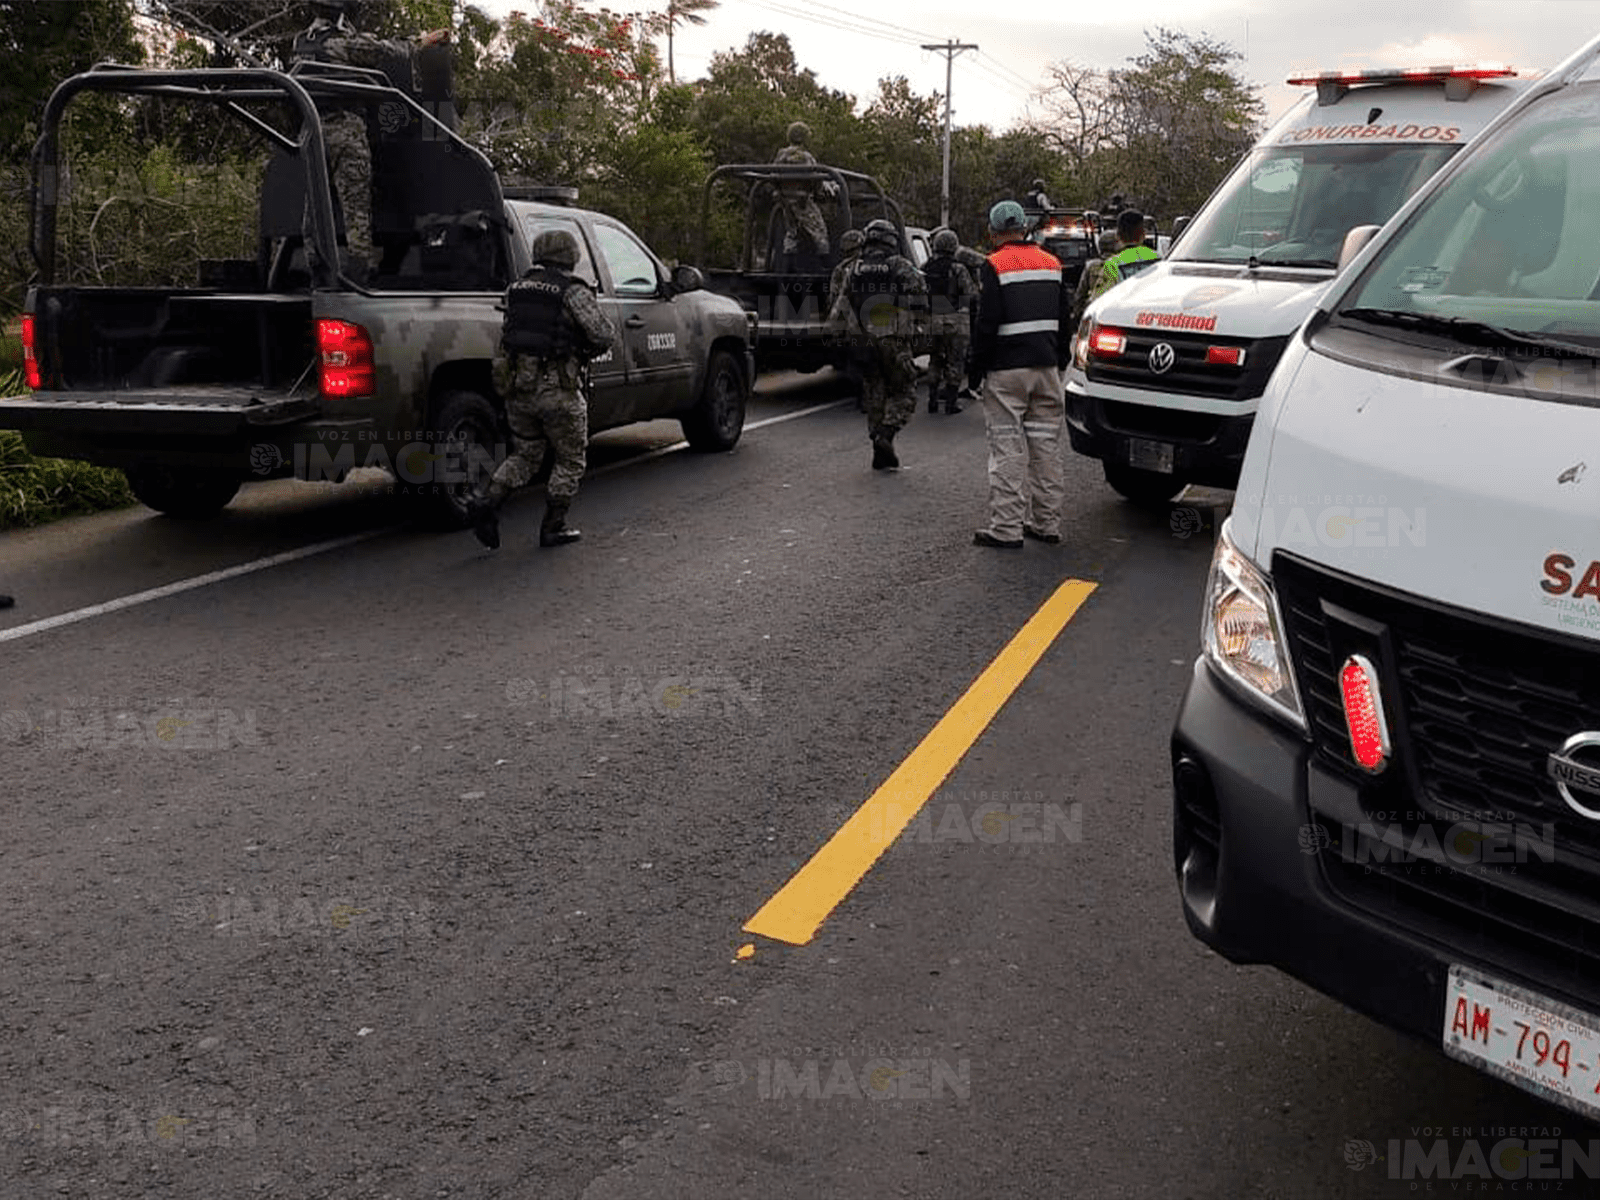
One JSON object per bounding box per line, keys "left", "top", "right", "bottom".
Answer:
{"left": 5, "top": 62, "right": 754, "bottom": 525}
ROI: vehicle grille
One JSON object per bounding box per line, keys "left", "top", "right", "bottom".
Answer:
{"left": 1086, "top": 331, "right": 1289, "bottom": 400}
{"left": 1273, "top": 551, "right": 1600, "bottom": 992}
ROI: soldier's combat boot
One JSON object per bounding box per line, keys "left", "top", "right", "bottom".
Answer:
{"left": 943, "top": 385, "right": 963, "bottom": 415}
{"left": 540, "top": 500, "right": 581, "bottom": 547}
{"left": 871, "top": 431, "right": 899, "bottom": 471}
{"left": 468, "top": 497, "right": 501, "bottom": 551}
{"left": 927, "top": 384, "right": 939, "bottom": 414}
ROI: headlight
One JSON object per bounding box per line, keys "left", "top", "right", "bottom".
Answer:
{"left": 1201, "top": 520, "right": 1304, "bottom": 728}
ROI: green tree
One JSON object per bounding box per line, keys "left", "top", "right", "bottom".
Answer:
{"left": 663, "top": 0, "right": 715, "bottom": 87}
{"left": 1105, "top": 27, "right": 1262, "bottom": 216}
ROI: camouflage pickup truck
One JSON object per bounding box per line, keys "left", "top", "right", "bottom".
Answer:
{"left": 4, "top": 63, "right": 754, "bottom": 525}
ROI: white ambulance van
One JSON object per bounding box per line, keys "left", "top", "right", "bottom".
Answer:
{"left": 1173, "top": 34, "right": 1600, "bottom": 1122}
{"left": 1066, "top": 65, "right": 1538, "bottom": 505}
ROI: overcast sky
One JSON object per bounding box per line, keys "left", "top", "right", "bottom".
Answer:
{"left": 478, "top": 0, "right": 1600, "bottom": 131}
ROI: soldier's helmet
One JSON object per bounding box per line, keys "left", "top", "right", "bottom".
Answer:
{"left": 1032, "top": 178, "right": 1047, "bottom": 191}
{"left": 531, "top": 229, "right": 581, "bottom": 269}
{"left": 931, "top": 229, "right": 959, "bottom": 255}
{"left": 786, "top": 121, "right": 810, "bottom": 145}
{"left": 863, "top": 218, "right": 898, "bottom": 250}
{"left": 839, "top": 228, "right": 865, "bottom": 253}
{"left": 1097, "top": 229, "right": 1119, "bottom": 255}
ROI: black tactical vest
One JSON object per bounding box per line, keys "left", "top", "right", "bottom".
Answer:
{"left": 922, "top": 253, "right": 960, "bottom": 301}
{"left": 848, "top": 255, "right": 895, "bottom": 307}
{"left": 501, "top": 265, "right": 577, "bottom": 359}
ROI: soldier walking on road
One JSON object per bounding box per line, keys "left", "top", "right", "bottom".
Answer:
{"left": 1071, "top": 228, "right": 1120, "bottom": 329}
{"left": 922, "top": 229, "right": 979, "bottom": 415}
{"left": 828, "top": 228, "right": 868, "bottom": 412}
{"left": 470, "top": 230, "right": 616, "bottom": 551}
{"left": 828, "top": 219, "right": 925, "bottom": 470}
{"left": 292, "top": 0, "right": 449, "bottom": 279}
{"left": 969, "top": 200, "right": 1074, "bottom": 548}
{"left": 772, "top": 121, "right": 835, "bottom": 260}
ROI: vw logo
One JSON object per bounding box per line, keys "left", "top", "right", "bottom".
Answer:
{"left": 1148, "top": 342, "right": 1176, "bottom": 374}
{"left": 1548, "top": 732, "right": 1600, "bottom": 819}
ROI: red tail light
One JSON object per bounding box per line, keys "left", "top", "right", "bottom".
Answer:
{"left": 316, "top": 319, "right": 375, "bottom": 398}
{"left": 1340, "top": 654, "right": 1391, "bottom": 773}
{"left": 21, "top": 313, "right": 40, "bottom": 390}
{"left": 1206, "top": 346, "right": 1246, "bottom": 367}
{"left": 1089, "top": 325, "right": 1127, "bottom": 358}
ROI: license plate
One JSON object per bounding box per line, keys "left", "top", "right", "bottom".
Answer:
{"left": 1127, "top": 438, "right": 1174, "bottom": 473}
{"left": 1444, "top": 965, "right": 1600, "bottom": 1120}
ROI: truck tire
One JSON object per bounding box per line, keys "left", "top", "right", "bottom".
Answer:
{"left": 1103, "top": 462, "right": 1185, "bottom": 508}
{"left": 418, "top": 389, "right": 504, "bottom": 530}
{"left": 126, "top": 466, "right": 240, "bottom": 519}
{"left": 681, "top": 349, "right": 747, "bottom": 453}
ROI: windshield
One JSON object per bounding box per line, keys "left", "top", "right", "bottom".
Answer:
{"left": 1338, "top": 85, "right": 1600, "bottom": 348}
{"left": 1173, "top": 142, "right": 1460, "bottom": 267}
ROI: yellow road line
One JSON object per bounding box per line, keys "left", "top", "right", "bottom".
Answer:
{"left": 743, "top": 578, "right": 1098, "bottom": 946}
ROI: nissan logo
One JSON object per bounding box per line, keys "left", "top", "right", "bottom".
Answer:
{"left": 1148, "top": 342, "right": 1176, "bottom": 374}
{"left": 1548, "top": 732, "right": 1600, "bottom": 820}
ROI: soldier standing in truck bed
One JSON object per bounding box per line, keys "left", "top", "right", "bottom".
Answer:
{"left": 772, "top": 121, "right": 835, "bottom": 260}
{"left": 292, "top": 0, "right": 449, "bottom": 278}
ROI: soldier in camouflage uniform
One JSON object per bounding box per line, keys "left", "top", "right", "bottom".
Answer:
{"left": 828, "top": 218, "right": 926, "bottom": 470}
{"left": 922, "top": 229, "right": 979, "bottom": 415}
{"left": 772, "top": 121, "right": 834, "bottom": 259}
{"left": 470, "top": 229, "right": 616, "bottom": 550}
{"left": 293, "top": 0, "right": 449, "bottom": 278}
{"left": 827, "top": 228, "right": 869, "bottom": 413}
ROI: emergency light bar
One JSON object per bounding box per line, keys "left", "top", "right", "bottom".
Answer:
{"left": 1287, "top": 65, "right": 1516, "bottom": 105}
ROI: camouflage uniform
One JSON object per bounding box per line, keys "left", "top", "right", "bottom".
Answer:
{"left": 472, "top": 230, "right": 616, "bottom": 549}
{"left": 923, "top": 231, "right": 979, "bottom": 414}
{"left": 773, "top": 122, "right": 831, "bottom": 256}
{"left": 828, "top": 220, "right": 925, "bottom": 469}
{"left": 828, "top": 229, "right": 868, "bottom": 412}
{"left": 293, "top": 10, "right": 425, "bottom": 274}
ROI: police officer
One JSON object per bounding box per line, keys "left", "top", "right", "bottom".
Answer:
{"left": 969, "top": 199, "right": 1073, "bottom": 548}
{"left": 1025, "top": 178, "right": 1053, "bottom": 212}
{"left": 293, "top": 0, "right": 449, "bottom": 278}
{"left": 772, "top": 121, "right": 835, "bottom": 260}
{"left": 470, "top": 229, "right": 616, "bottom": 550}
{"left": 922, "top": 229, "right": 979, "bottom": 415}
{"left": 829, "top": 218, "right": 926, "bottom": 470}
{"left": 1090, "top": 208, "right": 1160, "bottom": 303}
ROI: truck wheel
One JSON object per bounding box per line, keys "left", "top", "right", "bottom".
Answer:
{"left": 681, "top": 349, "right": 747, "bottom": 452}
{"left": 1103, "top": 462, "right": 1185, "bottom": 508}
{"left": 126, "top": 466, "right": 240, "bottom": 519}
{"left": 419, "top": 389, "right": 504, "bottom": 530}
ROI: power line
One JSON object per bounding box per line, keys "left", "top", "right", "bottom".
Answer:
{"left": 740, "top": 0, "right": 925, "bottom": 50}
{"left": 976, "top": 49, "right": 1040, "bottom": 95}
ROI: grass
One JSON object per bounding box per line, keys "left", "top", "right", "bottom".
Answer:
{"left": 0, "top": 354, "right": 138, "bottom": 530}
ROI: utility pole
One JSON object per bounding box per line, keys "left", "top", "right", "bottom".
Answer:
{"left": 921, "top": 38, "right": 978, "bottom": 229}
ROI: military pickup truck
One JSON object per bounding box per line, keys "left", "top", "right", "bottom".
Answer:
{"left": 695, "top": 162, "right": 915, "bottom": 377}
{"left": 4, "top": 62, "right": 754, "bottom": 525}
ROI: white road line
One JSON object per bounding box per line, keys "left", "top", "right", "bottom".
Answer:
{"left": 589, "top": 398, "right": 849, "bottom": 476}
{"left": 0, "top": 399, "right": 850, "bottom": 645}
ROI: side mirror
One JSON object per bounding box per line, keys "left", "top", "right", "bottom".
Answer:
{"left": 671, "top": 264, "right": 704, "bottom": 293}
{"left": 1171, "top": 215, "right": 1191, "bottom": 240}
{"left": 1337, "top": 224, "right": 1383, "bottom": 273}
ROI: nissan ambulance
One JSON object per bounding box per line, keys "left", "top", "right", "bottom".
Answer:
{"left": 1065, "top": 63, "right": 1538, "bottom": 505}
{"left": 1172, "top": 33, "right": 1600, "bottom": 1124}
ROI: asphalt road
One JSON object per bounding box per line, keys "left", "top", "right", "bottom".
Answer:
{"left": 0, "top": 369, "right": 1587, "bottom": 1199}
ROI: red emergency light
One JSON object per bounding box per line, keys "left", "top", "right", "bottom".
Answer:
{"left": 1089, "top": 325, "right": 1127, "bottom": 358}
{"left": 1286, "top": 65, "right": 1516, "bottom": 86}
{"left": 1339, "top": 654, "right": 1392, "bottom": 773}
{"left": 316, "top": 319, "right": 375, "bottom": 398}
{"left": 1205, "top": 346, "right": 1246, "bottom": 367}
{"left": 20, "top": 313, "right": 40, "bottom": 390}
